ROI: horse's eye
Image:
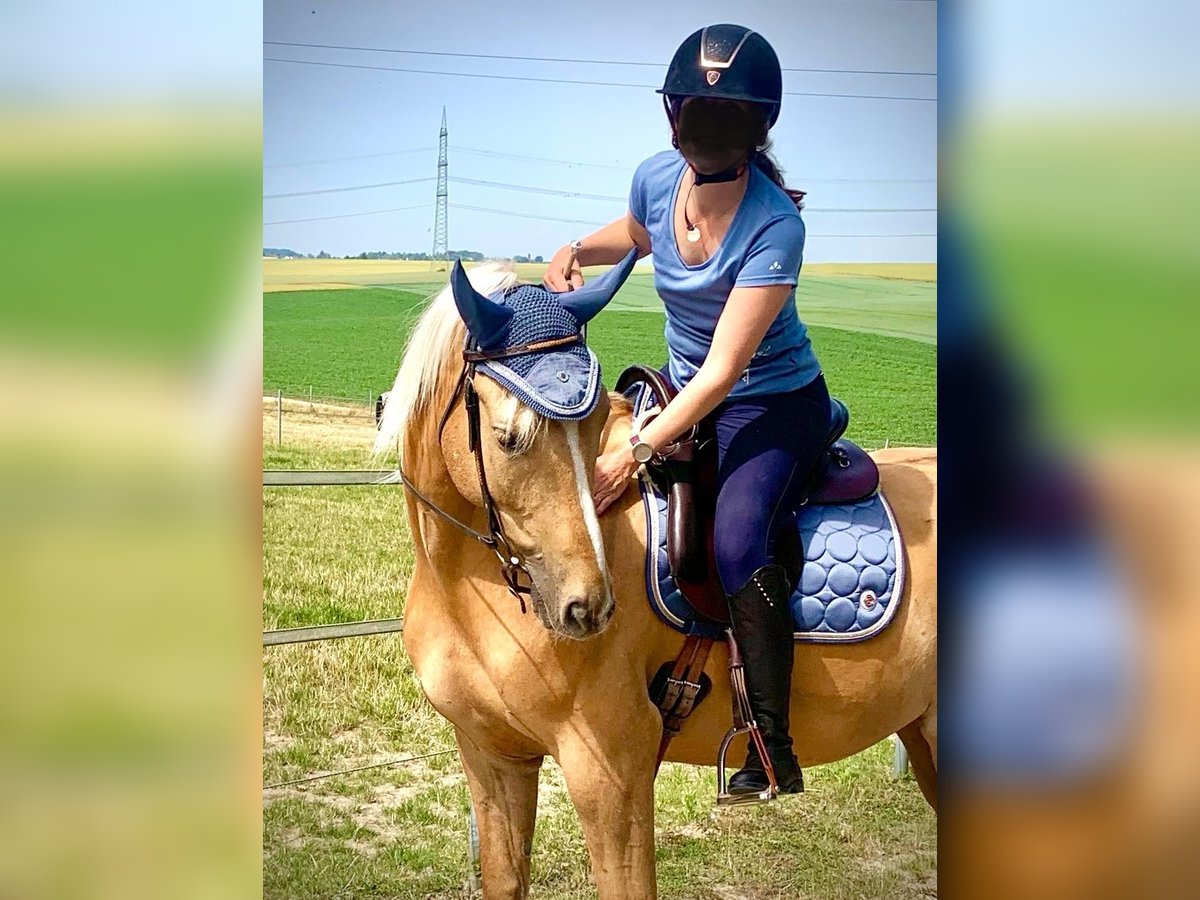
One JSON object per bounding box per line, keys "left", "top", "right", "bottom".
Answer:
{"left": 494, "top": 429, "right": 520, "bottom": 454}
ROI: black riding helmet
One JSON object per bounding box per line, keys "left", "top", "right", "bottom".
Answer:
{"left": 658, "top": 24, "right": 783, "bottom": 128}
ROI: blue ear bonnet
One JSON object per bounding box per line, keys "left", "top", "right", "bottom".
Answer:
{"left": 450, "top": 249, "right": 638, "bottom": 421}
{"left": 474, "top": 284, "right": 600, "bottom": 420}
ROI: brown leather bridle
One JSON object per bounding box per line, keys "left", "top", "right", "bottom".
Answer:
{"left": 393, "top": 333, "right": 584, "bottom": 611}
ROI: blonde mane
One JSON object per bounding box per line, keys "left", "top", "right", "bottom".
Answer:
{"left": 373, "top": 262, "right": 544, "bottom": 463}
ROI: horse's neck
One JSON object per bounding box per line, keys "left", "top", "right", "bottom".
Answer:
{"left": 401, "top": 370, "right": 482, "bottom": 566}
{"left": 599, "top": 391, "right": 636, "bottom": 458}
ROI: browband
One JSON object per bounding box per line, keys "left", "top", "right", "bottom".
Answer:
{"left": 462, "top": 333, "right": 582, "bottom": 363}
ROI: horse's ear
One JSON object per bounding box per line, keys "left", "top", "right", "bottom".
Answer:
{"left": 451, "top": 259, "right": 514, "bottom": 345}
{"left": 555, "top": 248, "right": 638, "bottom": 325}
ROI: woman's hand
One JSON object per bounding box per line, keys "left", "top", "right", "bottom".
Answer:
{"left": 592, "top": 448, "right": 639, "bottom": 516}
{"left": 543, "top": 243, "right": 584, "bottom": 292}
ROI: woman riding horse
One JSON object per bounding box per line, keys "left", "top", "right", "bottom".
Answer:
{"left": 544, "top": 24, "right": 822, "bottom": 795}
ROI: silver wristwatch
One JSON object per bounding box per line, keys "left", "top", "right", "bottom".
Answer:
{"left": 629, "top": 433, "right": 655, "bottom": 464}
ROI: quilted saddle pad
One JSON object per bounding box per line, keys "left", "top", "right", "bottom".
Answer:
{"left": 637, "top": 473, "right": 906, "bottom": 643}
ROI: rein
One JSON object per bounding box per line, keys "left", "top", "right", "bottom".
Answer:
{"left": 393, "top": 333, "right": 583, "bottom": 611}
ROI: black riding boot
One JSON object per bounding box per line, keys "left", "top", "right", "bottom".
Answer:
{"left": 726, "top": 564, "right": 804, "bottom": 794}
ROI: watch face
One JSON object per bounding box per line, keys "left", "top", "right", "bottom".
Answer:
{"left": 633, "top": 442, "right": 654, "bottom": 464}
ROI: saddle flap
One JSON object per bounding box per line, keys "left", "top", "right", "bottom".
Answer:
{"left": 666, "top": 441, "right": 730, "bottom": 624}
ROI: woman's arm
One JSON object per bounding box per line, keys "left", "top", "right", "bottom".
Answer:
{"left": 591, "top": 282, "right": 792, "bottom": 514}
{"left": 543, "top": 212, "right": 651, "bottom": 291}
{"left": 638, "top": 283, "right": 792, "bottom": 451}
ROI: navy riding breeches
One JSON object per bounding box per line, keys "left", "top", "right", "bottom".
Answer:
{"left": 700, "top": 373, "right": 832, "bottom": 594}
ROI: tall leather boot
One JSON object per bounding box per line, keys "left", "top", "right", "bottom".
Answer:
{"left": 726, "top": 563, "right": 804, "bottom": 794}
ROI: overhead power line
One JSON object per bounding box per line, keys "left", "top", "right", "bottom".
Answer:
{"left": 263, "top": 176, "right": 436, "bottom": 199}
{"left": 450, "top": 203, "right": 609, "bottom": 227}
{"left": 264, "top": 56, "right": 657, "bottom": 89}
{"left": 454, "top": 146, "right": 629, "bottom": 171}
{"left": 264, "top": 203, "right": 434, "bottom": 225}
{"left": 263, "top": 40, "right": 937, "bottom": 78}
{"left": 808, "top": 207, "right": 936, "bottom": 213}
{"left": 449, "top": 176, "right": 624, "bottom": 202}
{"left": 265, "top": 146, "right": 436, "bottom": 169}
{"left": 265, "top": 144, "right": 627, "bottom": 172}
{"left": 264, "top": 57, "right": 937, "bottom": 103}
{"left": 266, "top": 168, "right": 935, "bottom": 211}
{"left": 802, "top": 176, "right": 935, "bottom": 185}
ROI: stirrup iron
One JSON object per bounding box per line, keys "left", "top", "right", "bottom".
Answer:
{"left": 716, "top": 628, "right": 779, "bottom": 806}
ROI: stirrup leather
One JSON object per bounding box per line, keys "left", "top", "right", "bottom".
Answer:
{"left": 716, "top": 627, "right": 779, "bottom": 805}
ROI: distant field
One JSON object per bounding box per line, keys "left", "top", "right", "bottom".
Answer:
{"left": 264, "top": 287, "right": 936, "bottom": 447}
{"left": 263, "top": 258, "right": 565, "bottom": 292}
{"left": 263, "top": 258, "right": 935, "bottom": 287}
{"left": 264, "top": 259, "right": 936, "bottom": 344}
{"left": 804, "top": 262, "right": 936, "bottom": 282}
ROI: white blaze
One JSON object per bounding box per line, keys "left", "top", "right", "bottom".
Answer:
{"left": 563, "top": 422, "right": 611, "bottom": 601}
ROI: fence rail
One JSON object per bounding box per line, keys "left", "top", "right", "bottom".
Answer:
{"left": 262, "top": 470, "right": 405, "bottom": 643}
{"left": 263, "top": 469, "right": 398, "bottom": 486}
{"left": 264, "top": 387, "right": 380, "bottom": 408}
{"left": 263, "top": 617, "right": 406, "bottom": 646}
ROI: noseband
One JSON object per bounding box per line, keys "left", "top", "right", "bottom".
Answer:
{"left": 394, "top": 333, "right": 583, "bottom": 612}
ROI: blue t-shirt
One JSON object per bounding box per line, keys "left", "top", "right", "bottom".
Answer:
{"left": 629, "top": 149, "right": 820, "bottom": 399}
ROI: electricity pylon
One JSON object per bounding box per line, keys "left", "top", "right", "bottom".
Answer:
{"left": 430, "top": 107, "right": 448, "bottom": 271}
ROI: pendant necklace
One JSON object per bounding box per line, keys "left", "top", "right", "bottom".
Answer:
{"left": 686, "top": 182, "right": 700, "bottom": 243}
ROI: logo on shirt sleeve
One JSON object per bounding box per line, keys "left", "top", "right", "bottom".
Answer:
{"left": 768, "top": 260, "right": 782, "bottom": 271}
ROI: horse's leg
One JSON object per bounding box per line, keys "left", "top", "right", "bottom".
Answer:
{"left": 898, "top": 710, "right": 938, "bottom": 810}
{"left": 454, "top": 728, "right": 542, "bottom": 900}
{"left": 920, "top": 699, "right": 938, "bottom": 768}
{"left": 556, "top": 705, "right": 660, "bottom": 900}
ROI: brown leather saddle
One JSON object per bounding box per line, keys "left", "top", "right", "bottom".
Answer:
{"left": 615, "top": 364, "right": 879, "bottom": 627}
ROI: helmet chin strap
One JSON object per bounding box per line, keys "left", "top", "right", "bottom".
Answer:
{"left": 692, "top": 158, "right": 750, "bottom": 185}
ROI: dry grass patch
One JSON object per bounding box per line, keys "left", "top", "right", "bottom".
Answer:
{"left": 262, "top": 395, "right": 379, "bottom": 452}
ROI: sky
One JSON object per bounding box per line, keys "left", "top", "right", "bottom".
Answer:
{"left": 263, "top": 0, "right": 937, "bottom": 262}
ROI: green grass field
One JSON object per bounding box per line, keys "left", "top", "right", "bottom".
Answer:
{"left": 264, "top": 281, "right": 936, "bottom": 447}
{"left": 263, "top": 271, "right": 937, "bottom": 897}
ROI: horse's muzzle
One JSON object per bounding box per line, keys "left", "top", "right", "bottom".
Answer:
{"left": 558, "top": 592, "right": 614, "bottom": 639}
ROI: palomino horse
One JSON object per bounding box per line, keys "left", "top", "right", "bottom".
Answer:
{"left": 376, "top": 263, "right": 937, "bottom": 899}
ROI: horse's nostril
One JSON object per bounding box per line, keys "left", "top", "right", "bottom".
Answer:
{"left": 565, "top": 597, "right": 590, "bottom": 628}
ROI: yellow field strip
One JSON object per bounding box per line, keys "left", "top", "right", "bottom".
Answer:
{"left": 264, "top": 258, "right": 937, "bottom": 291}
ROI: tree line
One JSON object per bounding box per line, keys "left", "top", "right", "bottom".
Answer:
{"left": 264, "top": 248, "right": 545, "bottom": 263}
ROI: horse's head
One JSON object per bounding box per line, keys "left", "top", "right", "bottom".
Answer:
{"left": 445, "top": 375, "right": 614, "bottom": 638}
{"left": 435, "top": 250, "right": 638, "bottom": 639}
